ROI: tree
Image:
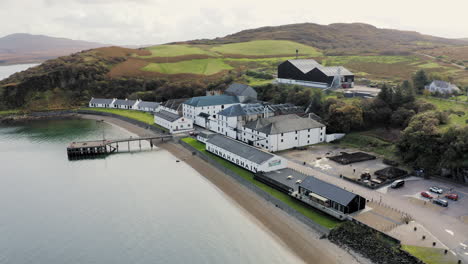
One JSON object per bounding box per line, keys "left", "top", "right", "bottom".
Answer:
{"left": 412, "top": 70, "right": 429, "bottom": 94}
{"left": 378, "top": 83, "right": 392, "bottom": 102}
{"left": 326, "top": 103, "right": 363, "bottom": 133}
{"left": 401, "top": 80, "right": 415, "bottom": 104}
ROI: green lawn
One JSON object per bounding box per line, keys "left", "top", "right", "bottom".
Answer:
{"left": 402, "top": 245, "right": 458, "bottom": 264}
{"left": 420, "top": 96, "right": 468, "bottom": 128}
{"left": 211, "top": 40, "right": 323, "bottom": 56}
{"left": 83, "top": 108, "right": 168, "bottom": 131}
{"left": 142, "top": 59, "right": 233, "bottom": 75}
{"left": 181, "top": 137, "right": 340, "bottom": 229}
{"left": 139, "top": 44, "right": 215, "bottom": 58}
{"left": 0, "top": 110, "right": 20, "bottom": 116}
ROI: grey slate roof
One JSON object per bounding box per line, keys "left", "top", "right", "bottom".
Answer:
{"left": 114, "top": 99, "right": 137, "bottom": 106}
{"left": 244, "top": 114, "right": 324, "bottom": 135}
{"left": 225, "top": 83, "right": 257, "bottom": 98}
{"left": 287, "top": 59, "right": 353, "bottom": 76}
{"left": 154, "top": 109, "right": 181, "bottom": 122}
{"left": 288, "top": 59, "right": 322, "bottom": 74}
{"left": 266, "top": 103, "right": 305, "bottom": 115}
{"left": 218, "top": 103, "right": 267, "bottom": 117}
{"left": 184, "top": 95, "right": 240, "bottom": 107}
{"left": 207, "top": 134, "right": 274, "bottom": 165}
{"left": 137, "top": 101, "right": 160, "bottom": 109}
{"left": 89, "top": 98, "right": 114, "bottom": 105}
{"left": 161, "top": 98, "right": 188, "bottom": 111}
{"left": 300, "top": 176, "right": 357, "bottom": 206}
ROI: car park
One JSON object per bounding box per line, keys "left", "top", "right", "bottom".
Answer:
{"left": 421, "top": 191, "right": 433, "bottom": 199}
{"left": 432, "top": 199, "right": 448, "bottom": 207}
{"left": 429, "top": 186, "right": 443, "bottom": 194}
{"left": 391, "top": 180, "right": 405, "bottom": 189}
{"left": 445, "top": 193, "right": 459, "bottom": 201}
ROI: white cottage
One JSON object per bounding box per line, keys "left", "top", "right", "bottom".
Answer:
{"left": 112, "top": 99, "right": 138, "bottom": 109}
{"left": 206, "top": 134, "right": 287, "bottom": 173}
{"left": 425, "top": 80, "right": 461, "bottom": 95}
{"left": 134, "top": 100, "right": 160, "bottom": 112}
{"left": 240, "top": 114, "right": 326, "bottom": 152}
{"left": 89, "top": 98, "right": 115, "bottom": 108}
{"left": 154, "top": 109, "right": 193, "bottom": 134}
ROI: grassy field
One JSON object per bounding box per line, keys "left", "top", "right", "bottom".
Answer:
{"left": 0, "top": 110, "right": 20, "bottom": 116}
{"left": 139, "top": 44, "right": 215, "bottom": 58}
{"left": 211, "top": 40, "right": 323, "bottom": 56}
{"left": 142, "top": 59, "right": 233, "bottom": 75}
{"left": 402, "top": 245, "right": 458, "bottom": 264}
{"left": 181, "top": 137, "right": 341, "bottom": 229}
{"left": 322, "top": 55, "right": 418, "bottom": 66}
{"left": 420, "top": 97, "right": 468, "bottom": 128}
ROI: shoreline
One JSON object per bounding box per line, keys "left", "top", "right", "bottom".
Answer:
{"left": 79, "top": 114, "right": 368, "bottom": 264}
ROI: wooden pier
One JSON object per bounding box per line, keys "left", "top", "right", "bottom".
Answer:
{"left": 67, "top": 135, "right": 172, "bottom": 158}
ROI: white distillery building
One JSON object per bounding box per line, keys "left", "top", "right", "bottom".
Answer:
{"left": 240, "top": 114, "right": 326, "bottom": 152}
{"left": 205, "top": 134, "right": 287, "bottom": 173}
{"left": 210, "top": 103, "right": 272, "bottom": 139}
{"left": 111, "top": 99, "right": 138, "bottom": 109}
{"left": 134, "top": 100, "right": 160, "bottom": 112}
{"left": 89, "top": 98, "right": 115, "bottom": 108}
{"left": 154, "top": 109, "right": 193, "bottom": 134}
{"left": 182, "top": 95, "right": 240, "bottom": 129}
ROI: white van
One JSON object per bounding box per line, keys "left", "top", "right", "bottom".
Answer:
{"left": 391, "top": 180, "right": 405, "bottom": 189}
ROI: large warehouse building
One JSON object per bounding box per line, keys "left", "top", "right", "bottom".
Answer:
{"left": 277, "top": 59, "right": 354, "bottom": 88}
{"left": 205, "top": 134, "right": 287, "bottom": 173}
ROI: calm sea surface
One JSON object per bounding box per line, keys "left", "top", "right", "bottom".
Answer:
{"left": 0, "top": 119, "right": 303, "bottom": 264}
{"left": 0, "top": 63, "right": 39, "bottom": 80}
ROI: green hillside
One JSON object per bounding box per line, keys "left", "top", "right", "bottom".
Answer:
{"left": 210, "top": 40, "right": 322, "bottom": 56}
{"left": 142, "top": 58, "right": 233, "bottom": 75}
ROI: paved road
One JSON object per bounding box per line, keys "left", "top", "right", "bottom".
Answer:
{"left": 285, "top": 158, "right": 468, "bottom": 262}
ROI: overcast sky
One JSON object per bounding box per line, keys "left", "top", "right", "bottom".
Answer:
{"left": 1, "top": 0, "right": 467, "bottom": 45}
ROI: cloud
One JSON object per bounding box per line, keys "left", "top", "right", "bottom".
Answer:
{"left": 0, "top": 0, "right": 467, "bottom": 45}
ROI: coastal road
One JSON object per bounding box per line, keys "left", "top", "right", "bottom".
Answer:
{"left": 285, "top": 157, "right": 468, "bottom": 262}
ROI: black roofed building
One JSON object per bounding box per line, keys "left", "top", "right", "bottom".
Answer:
{"left": 154, "top": 109, "right": 193, "bottom": 134}
{"left": 240, "top": 114, "right": 326, "bottom": 152}
{"left": 298, "top": 175, "right": 365, "bottom": 216}
{"left": 257, "top": 168, "right": 365, "bottom": 218}
{"left": 225, "top": 83, "right": 258, "bottom": 103}
{"left": 205, "top": 134, "right": 287, "bottom": 173}
{"left": 277, "top": 59, "right": 354, "bottom": 88}
{"left": 89, "top": 98, "right": 115, "bottom": 108}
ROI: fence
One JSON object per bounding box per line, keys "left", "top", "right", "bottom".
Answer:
{"left": 179, "top": 139, "right": 331, "bottom": 235}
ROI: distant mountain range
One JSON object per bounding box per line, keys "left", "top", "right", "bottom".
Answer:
{"left": 0, "top": 33, "right": 108, "bottom": 65}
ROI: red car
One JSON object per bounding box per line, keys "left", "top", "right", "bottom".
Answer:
{"left": 421, "top": 191, "right": 433, "bottom": 199}
{"left": 445, "top": 193, "right": 458, "bottom": 201}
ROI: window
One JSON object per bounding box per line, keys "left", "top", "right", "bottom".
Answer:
{"left": 295, "top": 131, "right": 298, "bottom": 134}
{"left": 307, "top": 140, "right": 310, "bottom": 144}
{"left": 281, "top": 139, "right": 283, "bottom": 142}
{"left": 281, "top": 133, "right": 284, "bottom": 136}
{"left": 308, "top": 135, "right": 310, "bottom": 138}
{"left": 295, "top": 137, "right": 297, "bottom": 140}
{"left": 308, "top": 129, "right": 310, "bottom": 132}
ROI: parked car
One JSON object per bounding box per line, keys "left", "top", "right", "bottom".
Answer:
{"left": 189, "top": 131, "right": 199, "bottom": 137}
{"left": 429, "top": 186, "right": 443, "bottom": 194}
{"left": 391, "top": 180, "right": 405, "bottom": 189}
{"left": 445, "top": 193, "right": 459, "bottom": 201}
{"left": 421, "top": 191, "right": 433, "bottom": 199}
{"left": 433, "top": 199, "right": 448, "bottom": 207}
